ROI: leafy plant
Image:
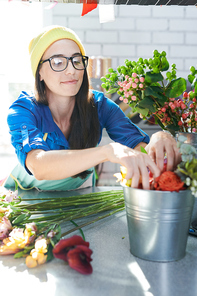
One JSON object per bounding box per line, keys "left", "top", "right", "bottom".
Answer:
{"left": 101, "top": 50, "right": 197, "bottom": 135}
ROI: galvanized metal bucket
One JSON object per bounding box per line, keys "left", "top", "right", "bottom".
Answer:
{"left": 123, "top": 186, "right": 194, "bottom": 262}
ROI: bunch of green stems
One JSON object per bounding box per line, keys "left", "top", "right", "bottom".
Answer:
{"left": 16, "top": 190, "right": 125, "bottom": 237}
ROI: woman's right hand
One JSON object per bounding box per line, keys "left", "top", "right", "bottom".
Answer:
{"left": 106, "top": 143, "right": 160, "bottom": 190}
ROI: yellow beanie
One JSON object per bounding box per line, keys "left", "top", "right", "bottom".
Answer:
{"left": 29, "top": 25, "right": 86, "bottom": 77}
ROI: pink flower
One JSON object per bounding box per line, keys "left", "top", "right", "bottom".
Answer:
{"left": 139, "top": 84, "right": 143, "bottom": 88}
{"left": 178, "top": 121, "right": 183, "bottom": 126}
{"left": 126, "top": 83, "right": 131, "bottom": 89}
{"left": 53, "top": 235, "right": 93, "bottom": 275}
{"left": 0, "top": 217, "right": 12, "bottom": 240}
{"left": 132, "top": 83, "right": 137, "bottom": 89}
{"left": 193, "top": 128, "right": 197, "bottom": 132}
{"left": 4, "top": 190, "right": 18, "bottom": 203}
{"left": 170, "top": 104, "right": 176, "bottom": 110}
{"left": 131, "top": 96, "right": 136, "bottom": 101}
{"left": 161, "top": 107, "right": 166, "bottom": 112}
{"left": 132, "top": 73, "right": 137, "bottom": 78}
{"left": 193, "top": 98, "right": 196, "bottom": 102}
{"left": 134, "top": 78, "right": 139, "bottom": 83}
{"left": 128, "top": 90, "right": 133, "bottom": 96}
{"left": 123, "top": 98, "right": 128, "bottom": 103}
{"left": 119, "top": 97, "right": 123, "bottom": 101}
{"left": 139, "top": 77, "right": 145, "bottom": 83}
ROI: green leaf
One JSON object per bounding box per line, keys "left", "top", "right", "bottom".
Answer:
{"left": 165, "top": 123, "right": 179, "bottom": 136}
{"left": 14, "top": 180, "right": 18, "bottom": 191}
{"left": 46, "top": 244, "right": 54, "bottom": 262}
{"left": 134, "top": 106, "right": 149, "bottom": 116}
{"left": 144, "top": 86, "right": 166, "bottom": 105}
{"left": 165, "top": 77, "right": 186, "bottom": 98}
{"left": 161, "top": 61, "right": 169, "bottom": 71}
{"left": 145, "top": 71, "right": 164, "bottom": 84}
{"left": 188, "top": 74, "right": 195, "bottom": 84}
{"left": 12, "top": 213, "right": 31, "bottom": 225}
{"left": 140, "top": 146, "right": 147, "bottom": 154}
{"left": 107, "top": 87, "right": 119, "bottom": 94}
{"left": 137, "top": 96, "right": 157, "bottom": 113}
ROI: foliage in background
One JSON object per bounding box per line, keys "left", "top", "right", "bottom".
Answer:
{"left": 101, "top": 50, "right": 197, "bottom": 135}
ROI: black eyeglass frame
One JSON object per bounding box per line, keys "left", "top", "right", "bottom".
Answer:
{"left": 40, "top": 55, "right": 89, "bottom": 72}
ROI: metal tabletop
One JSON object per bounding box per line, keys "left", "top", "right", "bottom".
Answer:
{"left": 0, "top": 186, "right": 197, "bottom": 296}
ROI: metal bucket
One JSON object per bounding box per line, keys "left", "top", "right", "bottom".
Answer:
{"left": 123, "top": 186, "right": 194, "bottom": 262}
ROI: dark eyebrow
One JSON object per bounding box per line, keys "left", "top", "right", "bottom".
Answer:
{"left": 50, "top": 53, "right": 82, "bottom": 59}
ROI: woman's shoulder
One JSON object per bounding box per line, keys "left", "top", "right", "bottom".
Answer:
{"left": 11, "top": 91, "right": 38, "bottom": 108}
{"left": 9, "top": 91, "right": 46, "bottom": 113}
{"left": 91, "top": 89, "right": 119, "bottom": 111}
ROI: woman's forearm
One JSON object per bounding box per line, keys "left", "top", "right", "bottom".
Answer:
{"left": 26, "top": 146, "right": 108, "bottom": 180}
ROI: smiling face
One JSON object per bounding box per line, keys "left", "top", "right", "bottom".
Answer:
{"left": 39, "top": 39, "right": 84, "bottom": 100}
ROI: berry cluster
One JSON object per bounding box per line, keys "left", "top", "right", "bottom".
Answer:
{"left": 117, "top": 73, "right": 145, "bottom": 104}
{"left": 154, "top": 92, "right": 197, "bottom": 132}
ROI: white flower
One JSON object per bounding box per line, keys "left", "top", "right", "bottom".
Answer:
{"left": 192, "top": 179, "right": 197, "bottom": 187}
{"left": 186, "top": 177, "right": 191, "bottom": 186}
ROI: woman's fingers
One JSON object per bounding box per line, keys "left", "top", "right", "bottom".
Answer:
{"left": 124, "top": 153, "right": 160, "bottom": 190}
{"left": 146, "top": 131, "right": 182, "bottom": 172}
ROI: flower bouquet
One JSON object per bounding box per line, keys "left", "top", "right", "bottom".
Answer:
{"left": 101, "top": 50, "right": 197, "bottom": 135}
{"left": 0, "top": 187, "right": 125, "bottom": 273}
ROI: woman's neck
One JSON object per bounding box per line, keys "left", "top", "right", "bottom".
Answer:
{"left": 48, "top": 94, "right": 76, "bottom": 139}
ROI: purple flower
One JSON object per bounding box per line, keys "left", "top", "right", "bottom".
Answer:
{"left": 53, "top": 235, "right": 93, "bottom": 275}
{"left": 0, "top": 217, "right": 12, "bottom": 240}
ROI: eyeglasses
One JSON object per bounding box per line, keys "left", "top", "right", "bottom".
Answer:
{"left": 40, "top": 55, "right": 89, "bottom": 72}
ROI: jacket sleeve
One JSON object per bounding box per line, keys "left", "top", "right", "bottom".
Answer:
{"left": 7, "top": 93, "right": 50, "bottom": 174}
{"left": 95, "top": 91, "right": 150, "bottom": 148}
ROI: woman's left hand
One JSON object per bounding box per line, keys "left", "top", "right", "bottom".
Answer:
{"left": 145, "top": 131, "right": 181, "bottom": 172}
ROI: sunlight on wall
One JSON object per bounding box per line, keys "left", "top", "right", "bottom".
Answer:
{"left": 0, "top": 2, "right": 44, "bottom": 151}
{"left": 0, "top": 1, "right": 43, "bottom": 83}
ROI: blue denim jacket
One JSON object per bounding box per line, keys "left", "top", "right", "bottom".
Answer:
{"left": 6, "top": 90, "right": 149, "bottom": 190}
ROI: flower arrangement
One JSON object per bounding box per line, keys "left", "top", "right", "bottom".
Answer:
{"left": 115, "top": 136, "right": 197, "bottom": 197}
{"left": 0, "top": 187, "right": 125, "bottom": 274}
{"left": 101, "top": 50, "right": 197, "bottom": 135}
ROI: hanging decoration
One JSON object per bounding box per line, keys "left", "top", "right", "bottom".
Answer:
{"left": 81, "top": 0, "right": 98, "bottom": 16}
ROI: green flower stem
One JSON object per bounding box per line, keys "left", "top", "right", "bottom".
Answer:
{"left": 27, "top": 200, "right": 125, "bottom": 224}
{"left": 61, "top": 207, "right": 124, "bottom": 238}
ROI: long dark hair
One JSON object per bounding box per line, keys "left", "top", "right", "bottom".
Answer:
{"left": 35, "top": 66, "right": 100, "bottom": 179}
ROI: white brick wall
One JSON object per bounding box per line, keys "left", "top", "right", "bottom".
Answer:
{"left": 49, "top": 4, "right": 197, "bottom": 79}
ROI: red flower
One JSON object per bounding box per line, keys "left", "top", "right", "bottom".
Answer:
{"left": 52, "top": 235, "right": 93, "bottom": 275}
{"left": 154, "top": 171, "right": 185, "bottom": 192}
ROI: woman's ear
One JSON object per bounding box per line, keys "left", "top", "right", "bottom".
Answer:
{"left": 39, "top": 72, "right": 43, "bottom": 82}
{"left": 39, "top": 67, "right": 44, "bottom": 82}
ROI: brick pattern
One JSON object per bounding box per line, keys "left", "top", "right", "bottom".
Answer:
{"left": 51, "top": 4, "right": 197, "bottom": 79}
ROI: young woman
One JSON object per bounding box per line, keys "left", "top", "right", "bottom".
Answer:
{"left": 5, "top": 25, "right": 180, "bottom": 191}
